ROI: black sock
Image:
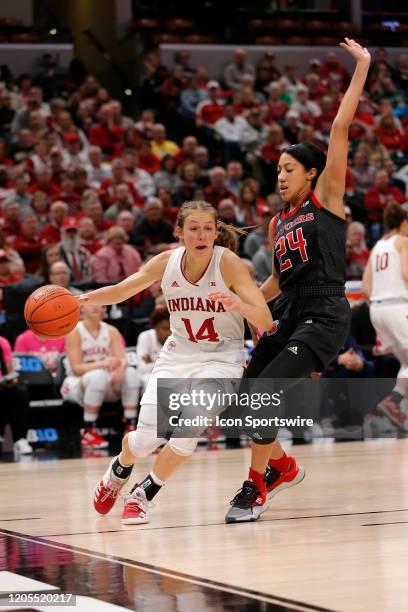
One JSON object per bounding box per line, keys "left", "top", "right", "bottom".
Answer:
{"left": 137, "top": 473, "right": 162, "bottom": 501}
{"left": 391, "top": 390, "right": 404, "bottom": 403}
{"left": 112, "top": 457, "right": 133, "bottom": 479}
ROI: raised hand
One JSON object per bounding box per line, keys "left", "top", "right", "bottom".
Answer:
{"left": 340, "top": 37, "right": 371, "bottom": 65}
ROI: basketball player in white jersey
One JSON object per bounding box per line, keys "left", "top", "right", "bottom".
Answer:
{"left": 61, "top": 304, "right": 140, "bottom": 448}
{"left": 363, "top": 202, "right": 408, "bottom": 432}
{"left": 78, "top": 200, "right": 273, "bottom": 524}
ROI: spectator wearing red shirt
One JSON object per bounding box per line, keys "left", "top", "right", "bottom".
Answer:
{"left": 174, "top": 135, "right": 198, "bottom": 164}
{"left": 88, "top": 103, "right": 124, "bottom": 157}
{"left": 204, "top": 166, "right": 236, "bottom": 209}
{"left": 78, "top": 216, "right": 102, "bottom": 255}
{"left": 104, "top": 183, "right": 143, "bottom": 223}
{"left": 48, "top": 145, "right": 66, "bottom": 185}
{"left": 99, "top": 158, "right": 143, "bottom": 208}
{"left": 377, "top": 115, "right": 405, "bottom": 152}
{"left": 39, "top": 200, "right": 68, "bottom": 244}
{"left": 62, "top": 132, "right": 88, "bottom": 167}
{"left": 1, "top": 201, "right": 22, "bottom": 244}
{"left": 0, "top": 249, "right": 23, "bottom": 287}
{"left": 79, "top": 197, "right": 113, "bottom": 239}
{"left": 261, "top": 124, "right": 289, "bottom": 164}
{"left": 13, "top": 216, "right": 45, "bottom": 273}
{"left": 320, "top": 51, "right": 349, "bottom": 89}
{"left": 59, "top": 172, "right": 82, "bottom": 216}
{"left": 313, "top": 96, "right": 337, "bottom": 142}
{"left": 265, "top": 82, "right": 289, "bottom": 124}
{"left": 138, "top": 140, "right": 161, "bottom": 175}
{"left": 156, "top": 186, "right": 179, "bottom": 226}
{"left": 29, "top": 167, "right": 61, "bottom": 200}
{"left": 0, "top": 249, "right": 23, "bottom": 309}
{"left": 364, "top": 169, "right": 405, "bottom": 223}
{"left": 195, "top": 81, "right": 225, "bottom": 128}
{"left": 233, "top": 86, "right": 260, "bottom": 116}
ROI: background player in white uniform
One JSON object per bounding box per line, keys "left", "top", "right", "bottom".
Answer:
{"left": 363, "top": 202, "right": 408, "bottom": 432}
{"left": 136, "top": 308, "right": 171, "bottom": 389}
{"left": 61, "top": 304, "right": 140, "bottom": 449}
{"left": 78, "top": 200, "right": 273, "bottom": 524}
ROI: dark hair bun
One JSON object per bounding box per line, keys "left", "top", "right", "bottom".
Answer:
{"left": 384, "top": 201, "right": 408, "bottom": 230}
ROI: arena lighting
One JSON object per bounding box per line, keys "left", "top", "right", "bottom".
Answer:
{"left": 124, "top": 88, "right": 132, "bottom": 96}
{"left": 49, "top": 28, "right": 57, "bottom": 35}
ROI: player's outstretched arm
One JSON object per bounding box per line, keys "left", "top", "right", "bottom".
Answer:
{"left": 315, "top": 38, "right": 370, "bottom": 217}
{"left": 211, "top": 251, "right": 273, "bottom": 329}
{"left": 77, "top": 251, "right": 171, "bottom": 306}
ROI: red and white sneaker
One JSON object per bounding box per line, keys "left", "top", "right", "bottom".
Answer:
{"left": 93, "top": 458, "right": 129, "bottom": 515}
{"left": 264, "top": 456, "right": 305, "bottom": 509}
{"left": 122, "top": 486, "right": 150, "bottom": 525}
{"left": 81, "top": 426, "right": 109, "bottom": 449}
{"left": 377, "top": 396, "right": 408, "bottom": 432}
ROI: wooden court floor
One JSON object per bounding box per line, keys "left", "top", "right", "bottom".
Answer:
{"left": 1, "top": 439, "right": 408, "bottom": 611}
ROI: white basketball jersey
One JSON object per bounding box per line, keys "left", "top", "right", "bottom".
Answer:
{"left": 76, "top": 321, "right": 112, "bottom": 362}
{"left": 370, "top": 235, "right": 408, "bottom": 302}
{"left": 161, "top": 246, "right": 245, "bottom": 360}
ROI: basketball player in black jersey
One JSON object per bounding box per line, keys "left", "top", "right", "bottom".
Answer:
{"left": 224, "top": 38, "right": 371, "bottom": 522}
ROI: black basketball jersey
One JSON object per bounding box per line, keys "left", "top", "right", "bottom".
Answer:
{"left": 270, "top": 192, "right": 347, "bottom": 291}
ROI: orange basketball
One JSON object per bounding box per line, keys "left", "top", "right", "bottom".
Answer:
{"left": 24, "top": 285, "right": 80, "bottom": 339}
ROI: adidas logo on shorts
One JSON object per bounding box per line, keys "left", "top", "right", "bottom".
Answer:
{"left": 288, "top": 346, "right": 299, "bottom": 355}
{"left": 171, "top": 281, "right": 180, "bottom": 287}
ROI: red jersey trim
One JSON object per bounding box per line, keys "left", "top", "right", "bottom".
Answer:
{"left": 310, "top": 191, "right": 323, "bottom": 209}
{"left": 180, "top": 249, "right": 212, "bottom": 286}
{"left": 281, "top": 193, "right": 310, "bottom": 219}
{"left": 269, "top": 213, "right": 279, "bottom": 245}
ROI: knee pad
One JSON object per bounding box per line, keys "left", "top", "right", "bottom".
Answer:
{"left": 82, "top": 369, "right": 109, "bottom": 406}
{"left": 126, "top": 403, "right": 164, "bottom": 458}
{"left": 168, "top": 437, "right": 198, "bottom": 457}
{"left": 127, "top": 428, "right": 164, "bottom": 458}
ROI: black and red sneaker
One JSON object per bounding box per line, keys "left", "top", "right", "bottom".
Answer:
{"left": 264, "top": 456, "right": 305, "bottom": 509}
{"left": 225, "top": 480, "right": 266, "bottom": 523}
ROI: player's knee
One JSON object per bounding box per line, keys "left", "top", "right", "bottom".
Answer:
{"left": 169, "top": 437, "right": 198, "bottom": 457}
{"left": 83, "top": 368, "right": 109, "bottom": 392}
{"left": 126, "top": 428, "right": 161, "bottom": 458}
{"left": 123, "top": 366, "right": 140, "bottom": 389}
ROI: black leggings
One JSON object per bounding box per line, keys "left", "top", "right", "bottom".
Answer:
{"left": 241, "top": 338, "right": 320, "bottom": 444}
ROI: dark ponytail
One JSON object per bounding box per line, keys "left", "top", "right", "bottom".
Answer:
{"left": 283, "top": 142, "right": 327, "bottom": 187}
{"left": 384, "top": 202, "right": 408, "bottom": 231}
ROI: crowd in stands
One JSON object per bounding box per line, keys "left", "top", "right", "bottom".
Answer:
{"left": 0, "top": 44, "right": 407, "bottom": 453}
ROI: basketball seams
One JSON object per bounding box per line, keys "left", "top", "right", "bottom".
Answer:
{"left": 27, "top": 291, "right": 76, "bottom": 323}
{"left": 25, "top": 285, "right": 80, "bottom": 339}
{"left": 29, "top": 305, "right": 80, "bottom": 326}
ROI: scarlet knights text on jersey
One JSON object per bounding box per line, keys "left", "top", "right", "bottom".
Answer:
{"left": 161, "top": 246, "right": 244, "bottom": 348}
{"left": 270, "top": 192, "right": 347, "bottom": 291}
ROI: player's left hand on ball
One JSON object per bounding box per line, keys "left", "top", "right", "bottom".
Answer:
{"left": 208, "top": 292, "right": 239, "bottom": 312}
